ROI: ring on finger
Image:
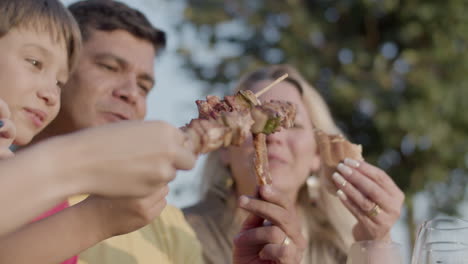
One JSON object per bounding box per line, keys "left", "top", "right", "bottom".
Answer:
{"left": 367, "top": 203, "right": 381, "bottom": 217}
{"left": 281, "top": 236, "right": 291, "bottom": 246}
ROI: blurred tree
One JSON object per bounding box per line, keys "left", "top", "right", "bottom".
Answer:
{"left": 177, "top": 0, "right": 468, "bottom": 244}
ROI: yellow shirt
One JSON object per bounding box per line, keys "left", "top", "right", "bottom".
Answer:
{"left": 69, "top": 197, "right": 204, "bottom": 264}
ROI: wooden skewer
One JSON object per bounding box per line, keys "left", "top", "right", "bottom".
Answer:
{"left": 254, "top": 73, "right": 288, "bottom": 98}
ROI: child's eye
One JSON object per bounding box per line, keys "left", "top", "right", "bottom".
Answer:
{"left": 26, "top": 58, "right": 43, "bottom": 69}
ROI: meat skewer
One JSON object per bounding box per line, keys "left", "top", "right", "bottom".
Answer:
{"left": 181, "top": 74, "right": 293, "bottom": 186}
{"left": 182, "top": 91, "right": 295, "bottom": 154}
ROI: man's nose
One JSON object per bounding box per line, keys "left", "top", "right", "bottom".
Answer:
{"left": 113, "top": 77, "right": 139, "bottom": 105}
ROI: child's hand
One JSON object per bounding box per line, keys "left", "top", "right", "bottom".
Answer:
{"left": 61, "top": 121, "right": 196, "bottom": 198}
{"left": 0, "top": 98, "right": 16, "bottom": 159}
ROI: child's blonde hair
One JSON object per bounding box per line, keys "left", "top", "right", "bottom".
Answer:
{"left": 0, "top": 0, "right": 82, "bottom": 73}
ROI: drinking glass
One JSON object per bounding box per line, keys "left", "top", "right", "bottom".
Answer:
{"left": 411, "top": 217, "right": 468, "bottom": 264}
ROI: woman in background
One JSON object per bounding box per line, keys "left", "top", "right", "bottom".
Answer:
{"left": 184, "top": 64, "right": 405, "bottom": 263}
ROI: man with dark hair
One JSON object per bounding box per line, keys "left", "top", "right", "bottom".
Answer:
{"left": 58, "top": 1, "right": 303, "bottom": 264}
{"left": 40, "top": 0, "right": 167, "bottom": 134}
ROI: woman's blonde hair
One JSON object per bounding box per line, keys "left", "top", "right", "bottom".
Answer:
{"left": 200, "top": 64, "right": 356, "bottom": 263}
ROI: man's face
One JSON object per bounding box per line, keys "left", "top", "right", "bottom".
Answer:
{"left": 59, "top": 29, "right": 156, "bottom": 129}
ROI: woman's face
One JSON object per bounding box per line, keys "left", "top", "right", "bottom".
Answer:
{"left": 222, "top": 80, "right": 321, "bottom": 198}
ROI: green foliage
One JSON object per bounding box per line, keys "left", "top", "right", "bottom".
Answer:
{"left": 178, "top": 0, "right": 468, "bottom": 212}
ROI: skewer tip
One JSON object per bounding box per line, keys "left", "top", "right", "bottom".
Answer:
{"left": 254, "top": 73, "right": 289, "bottom": 98}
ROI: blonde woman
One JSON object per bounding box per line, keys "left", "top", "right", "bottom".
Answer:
{"left": 184, "top": 64, "right": 404, "bottom": 263}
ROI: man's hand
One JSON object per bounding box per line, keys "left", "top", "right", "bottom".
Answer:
{"left": 80, "top": 185, "right": 169, "bottom": 238}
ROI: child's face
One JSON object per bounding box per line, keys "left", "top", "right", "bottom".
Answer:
{"left": 0, "top": 28, "right": 68, "bottom": 145}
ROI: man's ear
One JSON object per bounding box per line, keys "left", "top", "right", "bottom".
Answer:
{"left": 219, "top": 148, "right": 231, "bottom": 166}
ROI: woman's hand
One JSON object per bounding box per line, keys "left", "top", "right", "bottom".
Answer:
{"left": 0, "top": 98, "right": 15, "bottom": 159}
{"left": 233, "top": 185, "right": 306, "bottom": 264}
{"left": 332, "top": 158, "right": 404, "bottom": 241}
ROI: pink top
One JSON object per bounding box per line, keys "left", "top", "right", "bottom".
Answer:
{"left": 33, "top": 201, "right": 78, "bottom": 264}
